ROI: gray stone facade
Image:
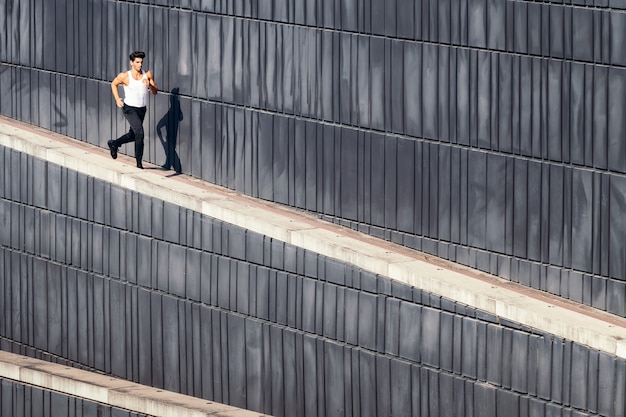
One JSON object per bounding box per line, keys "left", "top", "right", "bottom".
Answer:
{"left": 1, "top": 146, "right": 623, "bottom": 416}
{"left": 1, "top": 0, "right": 626, "bottom": 416}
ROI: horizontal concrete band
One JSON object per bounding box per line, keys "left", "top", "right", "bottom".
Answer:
{"left": 0, "top": 350, "right": 267, "bottom": 417}
{"left": 1, "top": 116, "right": 626, "bottom": 360}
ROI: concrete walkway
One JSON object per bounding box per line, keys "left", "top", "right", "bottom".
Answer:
{"left": 0, "top": 350, "right": 268, "bottom": 416}
{"left": 1, "top": 115, "right": 626, "bottom": 364}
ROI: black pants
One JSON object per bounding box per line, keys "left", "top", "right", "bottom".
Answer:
{"left": 112, "top": 104, "right": 147, "bottom": 163}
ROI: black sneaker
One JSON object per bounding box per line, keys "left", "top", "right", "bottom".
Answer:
{"left": 107, "top": 140, "right": 118, "bottom": 159}
{"left": 136, "top": 162, "right": 144, "bottom": 169}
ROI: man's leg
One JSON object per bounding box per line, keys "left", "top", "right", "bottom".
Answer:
{"left": 133, "top": 106, "right": 147, "bottom": 168}
{"left": 109, "top": 105, "right": 145, "bottom": 167}
{"left": 108, "top": 128, "right": 133, "bottom": 159}
{"left": 108, "top": 105, "right": 138, "bottom": 159}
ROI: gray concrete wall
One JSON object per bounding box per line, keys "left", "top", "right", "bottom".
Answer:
{"left": 2, "top": 1, "right": 626, "bottom": 416}
{"left": 1, "top": 0, "right": 625, "bottom": 316}
{"left": 1, "top": 144, "right": 624, "bottom": 416}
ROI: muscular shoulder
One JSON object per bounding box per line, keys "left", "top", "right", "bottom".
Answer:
{"left": 112, "top": 71, "right": 129, "bottom": 85}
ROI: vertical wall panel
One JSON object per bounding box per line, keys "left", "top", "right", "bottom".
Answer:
{"left": 404, "top": 42, "right": 422, "bottom": 138}
{"left": 593, "top": 66, "right": 609, "bottom": 170}
{"left": 609, "top": 176, "right": 626, "bottom": 281}
{"left": 608, "top": 68, "right": 626, "bottom": 173}
{"left": 422, "top": 44, "right": 438, "bottom": 140}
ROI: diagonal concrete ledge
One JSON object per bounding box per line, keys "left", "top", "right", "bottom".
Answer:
{"left": 0, "top": 350, "right": 267, "bottom": 417}
{"left": 1, "top": 116, "right": 626, "bottom": 360}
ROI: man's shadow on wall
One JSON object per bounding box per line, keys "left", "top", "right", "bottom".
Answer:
{"left": 157, "top": 88, "right": 183, "bottom": 173}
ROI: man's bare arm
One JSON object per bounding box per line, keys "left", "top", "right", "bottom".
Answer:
{"left": 145, "top": 71, "right": 158, "bottom": 95}
{"left": 111, "top": 72, "right": 128, "bottom": 107}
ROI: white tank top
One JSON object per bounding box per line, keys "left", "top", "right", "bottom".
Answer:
{"left": 123, "top": 70, "right": 149, "bottom": 107}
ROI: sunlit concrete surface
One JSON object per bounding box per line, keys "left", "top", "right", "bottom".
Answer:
{"left": 1, "top": 115, "right": 626, "bottom": 360}
{"left": 0, "top": 350, "right": 268, "bottom": 416}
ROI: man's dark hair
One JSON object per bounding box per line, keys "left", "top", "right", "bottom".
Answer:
{"left": 129, "top": 51, "right": 146, "bottom": 61}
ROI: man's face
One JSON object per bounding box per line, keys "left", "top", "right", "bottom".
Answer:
{"left": 131, "top": 58, "right": 143, "bottom": 72}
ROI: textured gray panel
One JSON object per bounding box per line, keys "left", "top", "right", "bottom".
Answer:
{"left": 256, "top": 113, "right": 273, "bottom": 201}
{"left": 322, "top": 283, "right": 337, "bottom": 339}
{"left": 475, "top": 51, "right": 491, "bottom": 148}
{"left": 301, "top": 335, "right": 318, "bottom": 417}
{"left": 132, "top": 234, "right": 149, "bottom": 288}
{"left": 486, "top": 0, "right": 505, "bottom": 51}
{"left": 389, "top": 360, "right": 411, "bottom": 417}
{"left": 295, "top": 29, "right": 311, "bottom": 118}
{"left": 396, "top": 0, "right": 414, "bottom": 39}
{"left": 475, "top": 382, "right": 496, "bottom": 417}
{"left": 608, "top": 69, "right": 626, "bottom": 174}
{"left": 233, "top": 263, "right": 249, "bottom": 316}
{"left": 468, "top": 0, "right": 487, "bottom": 48}
{"left": 64, "top": 268, "right": 78, "bottom": 362}
{"left": 527, "top": 161, "right": 543, "bottom": 262}
{"left": 162, "top": 202, "right": 180, "bottom": 244}
{"left": 0, "top": 65, "right": 14, "bottom": 117}
{"left": 608, "top": 279, "right": 626, "bottom": 317}
{"left": 593, "top": 66, "right": 609, "bottom": 170}
{"left": 320, "top": 31, "right": 334, "bottom": 122}
{"left": 403, "top": 42, "right": 421, "bottom": 138}
{"left": 337, "top": 34, "right": 351, "bottom": 126}
{"left": 216, "top": 256, "right": 231, "bottom": 310}
{"left": 552, "top": 341, "right": 566, "bottom": 405}
{"left": 569, "top": 343, "right": 589, "bottom": 411}
{"left": 421, "top": 306, "right": 443, "bottom": 367}
{"left": 497, "top": 390, "right": 520, "bottom": 417}
{"left": 168, "top": 244, "right": 186, "bottom": 297}
{"left": 598, "top": 353, "right": 616, "bottom": 416}
{"left": 32, "top": 258, "right": 47, "bottom": 350}
{"left": 272, "top": 116, "right": 289, "bottom": 205}
{"left": 475, "top": 320, "right": 488, "bottom": 382}
{"left": 244, "top": 318, "right": 264, "bottom": 411}
{"left": 421, "top": 44, "right": 438, "bottom": 141}
{"left": 370, "top": 37, "right": 384, "bottom": 130}
{"left": 461, "top": 318, "right": 478, "bottom": 379}
{"left": 146, "top": 292, "right": 163, "bottom": 389}
{"left": 91, "top": 224, "right": 104, "bottom": 275}
{"left": 109, "top": 279, "right": 127, "bottom": 378}
{"left": 196, "top": 252, "right": 211, "bottom": 306}
{"left": 268, "top": 325, "right": 284, "bottom": 415}
{"left": 300, "top": 277, "right": 316, "bottom": 334}
{"left": 226, "top": 314, "right": 246, "bottom": 409}
{"left": 383, "top": 138, "right": 398, "bottom": 231}
{"left": 467, "top": 150, "right": 486, "bottom": 249}
{"left": 396, "top": 138, "right": 415, "bottom": 233}
{"left": 609, "top": 176, "right": 626, "bottom": 278}
{"left": 570, "top": 62, "right": 585, "bottom": 165}
{"left": 197, "top": 305, "right": 214, "bottom": 401}
{"left": 511, "top": 331, "right": 529, "bottom": 394}
{"left": 527, "top": 334, "right": 540, "bottom": 397}
{"left": 74, "top": 270, "right": 89, "bottom": 365}
{"left": 284, "top": 331, "right": 302, "bottom": 416}
{"left": 394, "top": 296, "right": 420, "bottom": 361}
{"left": 486, "top": 324, "right": 502, "bottom": 385}
{"left": 383, "top": 298, "right": 400, "bottom": 356}
{"left": 41, "top": 0, "right": 56, "bottom": 71}
{"left": 572, "top": 8, "right": 594, "bottom": 62}
{"left": 46, "top": 263, "right": 63, "bottom": 355}
{"left": 340, "top": 125, "right": 358, "bottom": 221}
